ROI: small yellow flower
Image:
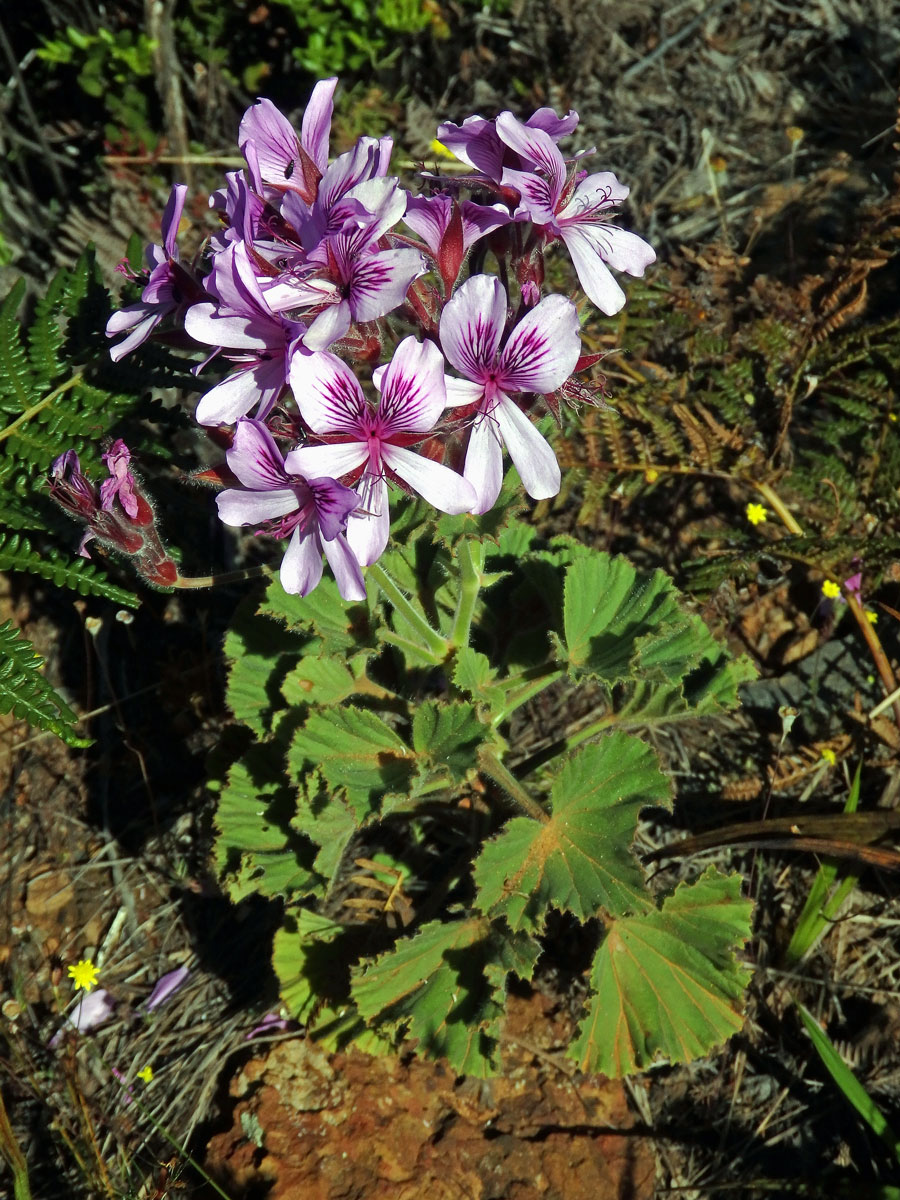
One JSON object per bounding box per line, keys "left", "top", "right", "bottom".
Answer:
{"left": 865, "top": 609, "right": 878, "bottom": 625}
{"left": 429, "top": 139, "right": 453, "bottom": 159}
{"left": 644, "top": 468, "right": 659, "bottom": 483}
{"left": 821, "top": 579, "right": 841, "bottom": 599}
{"left": 137, "top": 1065, "right": 154, "bottom": 1084}
{"left": 820, "top": 747, "right": 837, "bottom": 766}
{"left": 746, "top": 502, "right": 767, "bottom": 526}
{"left": 68, "top": 959, "right": 99, "bottom": 992}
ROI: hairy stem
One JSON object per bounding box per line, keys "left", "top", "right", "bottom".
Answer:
{"left": 478, "top": 748, "right": 549, "bottom": 823}
{"left": 368, "top": 562, "right": 449, "bottom": 663}
{"left": 449, "top": 537, "right": 485, "bottom": 649}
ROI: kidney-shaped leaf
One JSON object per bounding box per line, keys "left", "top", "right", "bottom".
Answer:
{"left": 570, "top": 867, "right": 753, "bottom": 1076}
{"left": 473, "top": 734, "right": 671, "bottom": 933}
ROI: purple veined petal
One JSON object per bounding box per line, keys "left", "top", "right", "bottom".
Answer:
{"left": 216, "top": 486, "right": 299, "bottom": 526}
{"left": 497, "top": 294, "right": 580, "bottom": 393}
{"left": 460, "top": 199, "right": 513, "bottom": 246}
{"left": 322, "top": 533, "right": 367, "bottom": 602}
{"left": 347, "top": 471, "right": 390, "bottom": 566}
{"left": 376, "top": 336, "right": 447, "bottom": 435}
{"left": 382, "top": 445, "right": 475, "bottom": 514}
{"left": 314, "top": 137, "right": 393, "bottom": 224}
{"left": 195, "top": 356, "right": 285, "bottom": 426}
{"left": 161, "top": 183, "right": 188, "bottom": 257}
{"left": 500, "top": 168, "right": 560, "bottom": 226}
{"left": 146, "top": 965, "right": 190, "bottom": 1012}
{"left": 289, "top": 350, "right": 368, "bottom": 433}
{"left": 285, "top": 441, "right": 369, "bottom": 480}
{"left": 494, "top": 395, "right": 561, "bottom": 501}
{"left": 280, "top": 524, "right": 325, "bottom": 596}
{"left": 261, "top": 276, "right": 339, "bottom": 315}
{"left": 347, "top": 247, "right": 426, "bottom": 325}
{"left": 301, "top": 77, "right": 338, "bottom": 173}
{"left": 439, "top": 274, "right": 507, "bottom": 382}
{"left": 226, "top": 418, "right": 289, "bottom": 489}
{"left": 560, "top": 225, "right": 628, "bottom": 315}
{"left": 462, "top": 411, "right": 505, "bottom": 515}
{"left": 495, "top": 113, "right": 567, "bottom": 187}
{"left": 402, "top": 192, "right": 449, "bottom": 256}
{"left": 301, "top": 300, "right": 352, "bottom": 352}
{"left": 239, "top": 98, "right": 302, "bottom": 189}
{"left": 306, "top": 475, "right": 359, "bottom": 541}
{"left": 444, "top": 377, "right": 486, "bottom": 408}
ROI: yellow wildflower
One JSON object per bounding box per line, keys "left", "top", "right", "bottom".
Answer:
{"left": 821, "top": 580, "right": 841, "bottom": 599}
{"left": 865, "top": 609, "right": 878, "bottom": 624}
{"left": 820, "top": 748, "right": 837, "bottom": 766}
{"left": 746, "top": 502, "right": 767, "bottom": 526}
{"left": 644, "top": 468, "right": 659, "bottom": 483}
{"left": 137, "top": 1065, "right": 154, "bottom": 1083}
{"left": 68, "top": 959, "right": 99, "bottom": 992}
{"left": 429, "top": 139, "right": 453, "bottom": 159}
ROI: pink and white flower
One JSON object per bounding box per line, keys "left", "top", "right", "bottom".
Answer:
{"left": 495, "top": 112, "right": 656, "bottom": 315}
{"left": 216, "top": 418, "right": 365, "bottom": 600}
{"left": 439, "top": 274, "right": 580, "bottom": 513}
{"left": 287, "top": 337, "right": 475, "bottom": 565}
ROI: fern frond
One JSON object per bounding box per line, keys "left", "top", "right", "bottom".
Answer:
{"left": 0, "top": 280, "right": 32, "bottom": 415}
{"left": 0, "top": 619, "right": 90, "bottom": 748}
{"left": 0, "top": 532, "right": 138, "bottom": 606}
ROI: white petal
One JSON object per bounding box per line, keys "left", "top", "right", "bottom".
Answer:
{"left": 444, "top": 377, "right": 485, "bottom": 408}
{"left": 347, "top": 473, "right": 390, "bottom": 566}
{"left": 280, "top": 526, "right": 324, "bottom": 596}
{"left": 284, "top": 442, "right": 368, "bottom": 479}
{"left": 323, "top": 534, "right": 367, "bottom": 601}
{"left": 463, "top": 414, "right": 505, "bottom": 515}
{"left": 494, "top": 397, "right": 560, "bottom": 500}
{"left": 382, "top": 446, "right": 475, "bottom": 514}
{"left": 216, "top": 488, "right": 297, "bottom": 526}
{"left": 561, "top": 226, "right": 627, "bottom": 315}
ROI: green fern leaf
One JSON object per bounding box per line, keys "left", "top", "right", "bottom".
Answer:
{"left": 0, "top": 619, "right": 90, "bottom": 747}
{"left": 0, "top": 532, "right": 138, "bottom": 606}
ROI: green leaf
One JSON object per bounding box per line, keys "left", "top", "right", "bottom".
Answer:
{"left": 473, "top": 735, "right": 670, "bottom": 932}
{"left": 259, "top": 574, "right": 366, "bottom": 654}
{"left": 570, "top": 868, "right": 753, "bottom": 1076}
{"left": 293, "top": 770, "right": 366, "bottom": 886}
{"left": 412, "top": 700, "right": 486, "bottom": 783}
{"left": 353, "top": 917, "right": 539, "bottom": 1076}
{"left": 214, "top": 756, "right": 319, "bottom": 903}
{"left": 275, "top": 909, "right": 347, "bottom": 1023}
{"left": 223, "top": 603, "right": 303, "bottom": 736}
{"left": 561, "top": 554, "right": 685, "bottom": 682}
{"left": 288, "top": 705, "right": 414, "bottom": 816}
{"left": 452, "top": 647, "right": 507, "bottom": 710}
{"left": 0, "top": 620, "right": 90, "bottom": 747}
{"left": 798, "top": 1001, "right": 900, "bottom": 1163}
{"left": 282, "top": 654, "right": 359, "bottom": 708}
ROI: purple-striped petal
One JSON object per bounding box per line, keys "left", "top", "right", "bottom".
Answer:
{"left": 226, "top": 419, "right": 288, "bottom": 489}
{"left": 439, "top": 274, "right": 506, "bottom": 382}
{"left": 495, "top": 112, "right": 566, "bottom": 187}
{"left": 347, "top": 247, "right": 426, "bottom": 325}
{"left": 376, "top": 336, "right": 447, "bottom": 435}
{"left": 382, "top": 446, "right": 475, "bottom": 514}
{"left": 289, "top": 351, "right": 368, "bottom": 434}
{"left": 497, "top": 294, "right": 580, "bottom": 393}
{"left": 161, "top": 183, "right": 188, "bottom": 257}
{"left": 195, "top": 356, "right": 285, "bottom": 426}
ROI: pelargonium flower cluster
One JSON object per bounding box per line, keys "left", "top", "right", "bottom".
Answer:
{"left": 99, "top": 79, "right": 655, "bottom": 599}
